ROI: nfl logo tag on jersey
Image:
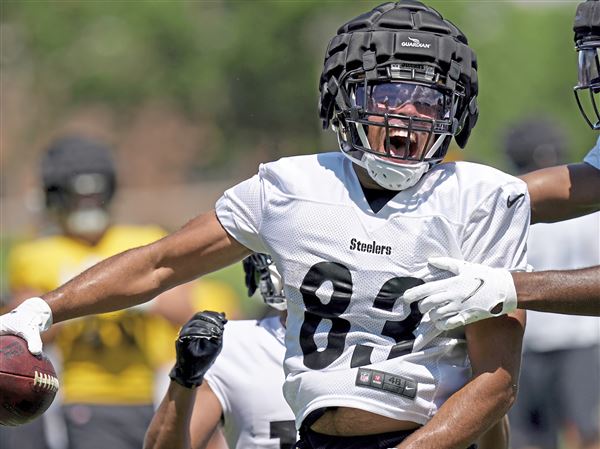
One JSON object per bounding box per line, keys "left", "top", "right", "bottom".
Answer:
{"left": 358, "top": 370, "right": 371, "bottom": 384}
{"left": 356, "top": 368, "right": 418, "bottom": 400}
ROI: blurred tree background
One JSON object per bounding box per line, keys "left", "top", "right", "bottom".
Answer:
{"left": 0, "top": 0, "right": 594, "bottom": 300}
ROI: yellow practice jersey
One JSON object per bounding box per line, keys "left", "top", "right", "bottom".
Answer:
{"left": 191, "top": 278, "right": 244, "bottom": 320}
{"left": 8, "top": 225, "right": 178, "bottom": 405}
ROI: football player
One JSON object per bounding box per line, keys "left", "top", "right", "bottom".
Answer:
{"left": 146, "top": 254, "right": 510, "bottom": 449}
{"left": 403, "top": 0, "right": 600, "bottom": 328}
{"left": 148, "top": 257, "right": 514, "bottom": 449}
{"left": 1, "top": 2, "right": 528, "bottom": 448}
{"left": 144, "top": 253, "right": 295, "bottom": 449}
{"left": 4, "top": 135, "right": 194, "bottom": 449}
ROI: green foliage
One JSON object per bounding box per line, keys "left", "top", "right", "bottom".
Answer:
{"left": 3, "top": 0, "right": 594, "bottom": 171}
{"left": 1, "top": 0, "right": 596, "bottom": 308}
{"left": 457, "top": 2, "right": 594, "bottom": 167}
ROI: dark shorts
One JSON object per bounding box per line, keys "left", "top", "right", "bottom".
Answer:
{"left": 0, "top": 418, "right": 49, "bottom": 449}
{"left": 296, "top": 427, "right": 416, "bottom": 449}
{"left": 63, "top": 403, "right": 154, "bottom": 449}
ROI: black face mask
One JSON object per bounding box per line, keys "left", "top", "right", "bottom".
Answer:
{"left": 575, "top": 42, "right": 600, "bottom": 130}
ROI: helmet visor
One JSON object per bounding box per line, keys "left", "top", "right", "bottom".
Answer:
{"left": 354, "top": 82, "right": 450, "bottom": 120}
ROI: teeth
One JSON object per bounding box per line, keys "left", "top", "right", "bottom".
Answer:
{"left": 388, "top": 132, "right": 417, "bottom": 145}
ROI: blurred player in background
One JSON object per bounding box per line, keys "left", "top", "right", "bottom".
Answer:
{"left": 403, "top": 0, "right": 600, "bottom": 325}
{"left": 2, "top": 2, "right": 529, "bottom": 448}
{"left": 145, "top": 253, "right": 295, "bottom": 449}
{"left": 501, "top": 119, "right": 600, "bottom": 449}
{"left": 5, "top": 135, "right": 194, "bottom": 449}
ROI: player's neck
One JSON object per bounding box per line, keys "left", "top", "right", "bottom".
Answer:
{"left": 352, "top": 164, "right": 399, "bottom": 213}
{"left": 352, "top": 164, "right": 386, "bottom": 191}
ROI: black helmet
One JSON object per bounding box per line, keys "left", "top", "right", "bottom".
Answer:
{"left": 318, "top": 1, "right": 478, "bottom": 190}
{"left": 503, "top": 117, "right": 567, "bottom": 174}
{"left": 41, "top": 135, "right": 116, "bottom": 211}
{"left": 574, "top": 0, "right": 600, "bottom": 129}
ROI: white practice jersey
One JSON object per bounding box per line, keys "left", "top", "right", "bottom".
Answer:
{"left": 584, "top": 135, "right": 600, "bottom": 170}
{"left": 204, "top": 316, "right": 296, "bottom": 449}
{"left": 215, "top": 152, "right": 529, "bottom": 429}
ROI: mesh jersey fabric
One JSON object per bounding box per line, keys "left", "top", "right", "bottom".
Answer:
{"left": 204, "top": 316, "right": 296, "bottom": 449}
{"left": 215, "top": 152, "right": 530, "bottom": 428}
{"left": 8, "top": 225, "right": 178, "bottom": 404}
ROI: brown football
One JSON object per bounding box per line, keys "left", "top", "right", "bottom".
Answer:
{"left": 0, "top": 335, "right": 59, "bottom": 426}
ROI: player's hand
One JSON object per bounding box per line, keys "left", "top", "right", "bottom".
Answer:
{"left": 0, "top": 297, "right": 53, "bottom": 355}
{"left": 403, "top": 257, "right": 518, "bottom": 330}
{"left": 169, "top": 311, "right": 227, "bottom": 389}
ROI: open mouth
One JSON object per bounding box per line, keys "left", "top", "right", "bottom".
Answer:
{"left": 387, "top": 130, "right": 420, "bottom": 159}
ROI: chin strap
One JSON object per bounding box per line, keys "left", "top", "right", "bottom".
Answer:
{"left": 364, "top": 154, "right": 429, "bottom": 191}
{"left": 345, "top": 119, "right": 450, "bottom": 191}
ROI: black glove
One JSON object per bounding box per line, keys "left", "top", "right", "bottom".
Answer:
{"left": 169, "top": 311, "right": 227, "bottom": 389}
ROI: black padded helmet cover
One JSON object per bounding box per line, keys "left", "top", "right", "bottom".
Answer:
{"left": 319, "top": 1, "right": 478, "bottom": 149}
{"left": 41, "top": 135, "right": 117, "bottom": 209}
{"left": 574, "top": 0, "right": 600, "bottom": 44}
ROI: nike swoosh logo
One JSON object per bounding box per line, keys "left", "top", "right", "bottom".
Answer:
{"left": 461, "top": 277, "right": 485, "bottom": 304}
{"left": 507, "top": 193, "right": 525, "bottom": 208}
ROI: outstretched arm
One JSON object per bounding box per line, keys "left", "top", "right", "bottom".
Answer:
{"left": 523, "top": 163, "right": 600, "bottom": 224}
{"left": 144, "top": 311, "right": 228, "bottom": 449}
{"left": 144, "top": 382, "right": 226, "bottom": 449}
{"left": 0, "top": 210, "right": 250, "bottom": 354}
{"left": 512, "top": 267, "right": 600, "bottom": 315}
{"left": 145, "top": 382, "right": 200, "bottom": 449}
{"left": 396, "top": 311, "right": 525, "bottom": 449}
{"left": 403, "top": 258, "right": 600, "bottom": 329}
{"left": 44, "top": 210, "right": 250, "bottom": 323}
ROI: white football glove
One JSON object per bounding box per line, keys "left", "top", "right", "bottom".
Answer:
{"left": 0, "top": 297, "right": 53, "bottom": 355}
{"left": 404, "top": 257, "right": 518, "bottom": 331}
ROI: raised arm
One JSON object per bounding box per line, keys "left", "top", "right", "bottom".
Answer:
{"left": 397, "top": 311, "right": 525, "bottom": 449}
{"left": 145, "top": 382, "right": 200, "bottom": 449}
{"left": 145, "top": 382, "right": 225, "bottom": 449}
{"left": 523, "top": 163, "right": 600, "bottom": 224}
{"left": 144, "top": 311, "right": 228, "bottom": 449}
